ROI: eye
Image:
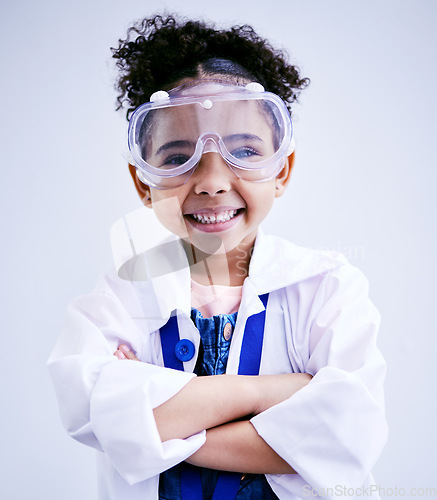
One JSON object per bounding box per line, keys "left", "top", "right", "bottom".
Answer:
{"left": 160, "top": 154, "right": 191, "bottom": 168}
{"left": 230, "top": 147, "right": 261, "bottom": 160}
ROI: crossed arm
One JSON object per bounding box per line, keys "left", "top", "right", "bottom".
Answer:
{"left": 115, "top": 344, "right": 312, "bottom": 474}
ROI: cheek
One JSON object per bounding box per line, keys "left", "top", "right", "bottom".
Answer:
{"left": 150, "top": 193, "right": 188, "bottom": 236}
{"left": 246, "top": 186, "right": 276, "bottom": 217}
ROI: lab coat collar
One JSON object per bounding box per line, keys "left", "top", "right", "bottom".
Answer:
{"left": 247, "top": 228, "right": 346, "bottom": 294}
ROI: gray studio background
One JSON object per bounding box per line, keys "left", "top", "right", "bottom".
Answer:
{"left": 1, "top": 0, "right": 435, "bottom": 498}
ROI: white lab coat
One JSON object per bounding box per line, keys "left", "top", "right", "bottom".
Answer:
{"left": 48, "top": 225, "right": 387, "bottom": 500}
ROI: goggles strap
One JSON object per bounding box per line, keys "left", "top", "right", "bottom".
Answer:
{"left": 287, "top": 137, "right": 296, "bottom": 156}
{"left": 136, "top": 170, "right": 149, "bottom": 184}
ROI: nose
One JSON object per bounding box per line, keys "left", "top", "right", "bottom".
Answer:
{"left": 191, "top": 152, "right": 236, "bottom": 195}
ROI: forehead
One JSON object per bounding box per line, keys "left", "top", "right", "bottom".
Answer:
{"left": 150, "top": 99, "right": 273, "bottom": 139}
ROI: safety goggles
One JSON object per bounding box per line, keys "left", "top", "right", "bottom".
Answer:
{"left": 128, "top": 80, "right": 294, "bottom": 189}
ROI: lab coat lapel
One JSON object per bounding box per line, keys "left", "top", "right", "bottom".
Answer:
{"left": 247, "top": 229, "right": 345, "bottom": 294}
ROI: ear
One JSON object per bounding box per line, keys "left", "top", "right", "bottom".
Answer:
{"left": 274, "top": 152, "right": 295, "bottom": 198}
{"left": 128, "top": 164, "right": 152, "bottom": 207}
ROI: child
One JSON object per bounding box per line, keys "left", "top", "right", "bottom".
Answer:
{"left": 48, "top": 14, "right": 388, "bottom": 500}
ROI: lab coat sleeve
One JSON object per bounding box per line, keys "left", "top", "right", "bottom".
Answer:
{"left": 47, "top": 286, "right": 205, "bottom": 485}
{"left": 250, "top": 262, "right": 388, "bottom": 492}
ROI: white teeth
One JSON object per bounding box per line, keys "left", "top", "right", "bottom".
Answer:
{"left": 192, "top": 210, "right": 238, "bottom": 224}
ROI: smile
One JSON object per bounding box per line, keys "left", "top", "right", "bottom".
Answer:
{"left": 185, "top": 208, "right": 244, "bottom": 233}
{"left": 191, "top": 209, "right": 238, "bottom": 224}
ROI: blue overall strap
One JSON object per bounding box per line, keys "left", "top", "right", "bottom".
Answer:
{"left": 238, "top": 293, "right": 269, "bottom": 376}
{"left": 159, "top": 293, "right": 269, "bottom": 500}
{"left": 159, "top": 314, "right": 184, "bottom": 371}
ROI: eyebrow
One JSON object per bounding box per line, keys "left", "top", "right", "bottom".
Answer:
{"left": 223, "top": 133, "right": 264, "bottom": 143}
{"left": 156, "top": 140, "right": 196, "bottom": 155}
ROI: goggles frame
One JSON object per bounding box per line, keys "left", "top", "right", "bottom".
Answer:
{"left": 128, "top": 81, "right": 294, "bottom": 189}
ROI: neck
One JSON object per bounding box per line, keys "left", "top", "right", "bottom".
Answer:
{"left": 182, "top": 238, "right": 254, "bottom": 286}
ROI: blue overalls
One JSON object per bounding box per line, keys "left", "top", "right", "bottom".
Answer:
{"left": 158, "top": 299, "right": 279, "bottom": 500}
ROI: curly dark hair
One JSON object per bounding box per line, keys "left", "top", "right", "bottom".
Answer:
{"left": 112, "top": 14, "right": 310, "bottom": 119}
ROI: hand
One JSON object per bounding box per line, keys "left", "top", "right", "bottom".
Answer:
{"left": 114, "top": 344, "right": 140, "bottom": 361}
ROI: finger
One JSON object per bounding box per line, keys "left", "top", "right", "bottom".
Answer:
{"left": 114, "top": 349, "right": 127, "bottom": 360}
{"left": 119, "top": 344, "right": 140, "bottom": 361}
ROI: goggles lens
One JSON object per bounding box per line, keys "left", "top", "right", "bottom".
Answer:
{"left": 128, "top": 81, "right": 293, "bottom": 188}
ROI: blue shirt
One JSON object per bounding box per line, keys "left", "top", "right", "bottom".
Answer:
{"left": 159, "top": 309, "right": 278, "bottom": 500}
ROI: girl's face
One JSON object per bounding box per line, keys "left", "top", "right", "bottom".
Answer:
{"left": 134, "top": 78, "right": 293, "bottom": 257}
